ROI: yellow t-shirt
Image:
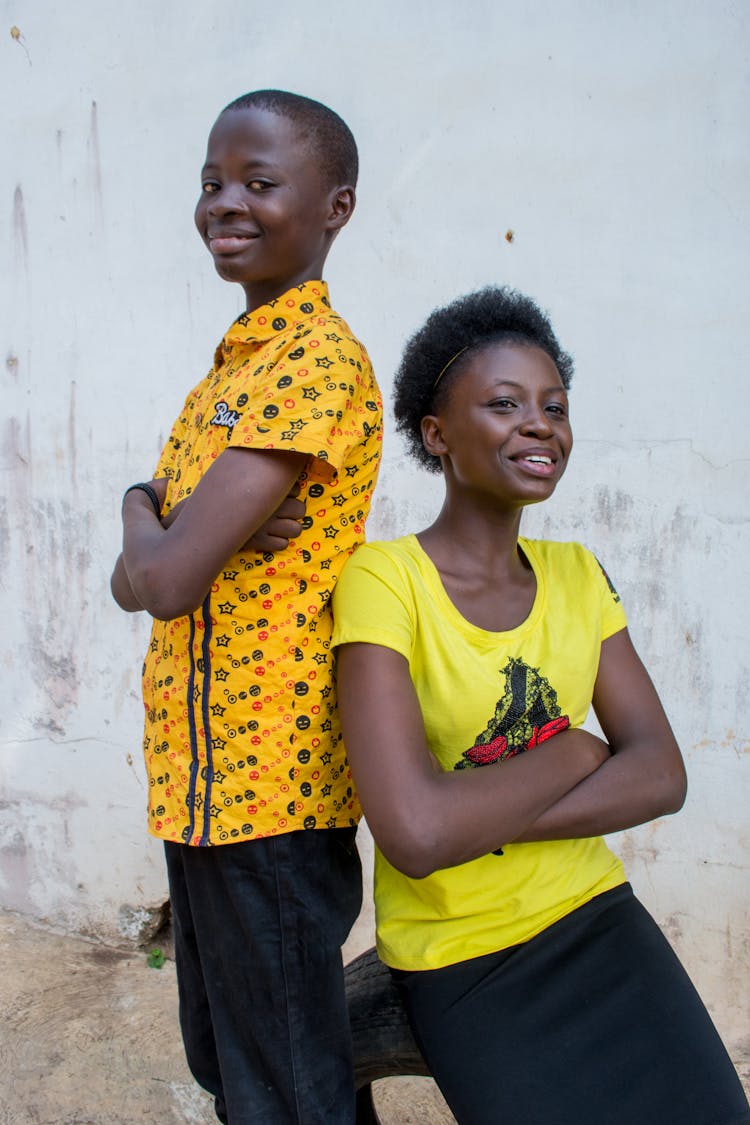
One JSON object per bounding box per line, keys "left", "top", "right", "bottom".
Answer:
{"left": 142, "top": 282, "right": 382, "bottom": 845}
{"left": 332, "top": 535, "right": 627, "bottom": 970}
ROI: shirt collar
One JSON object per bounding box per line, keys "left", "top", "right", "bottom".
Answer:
{"left": 223, "top": 280, "right": 332, "bottom": 349}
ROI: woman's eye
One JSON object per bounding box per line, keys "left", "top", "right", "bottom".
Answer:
{"left": 546, "top": 403, "right": 568, "bottom": 417}
{"left": 490, "top": 398, "right": 516, "bottom": 409}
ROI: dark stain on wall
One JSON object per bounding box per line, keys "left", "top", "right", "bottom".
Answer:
{"left": 13, "top": 184, "right": 29, "bottom": 267}
{"left": 88, "top": 101, "right": 104, "bottom": 229}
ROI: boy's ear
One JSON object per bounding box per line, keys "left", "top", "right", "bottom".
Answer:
{"left": 421, "top": 415, "right": 449, "bottom": 458}
{"left": 326, "top": 186, "right": 356, "bottom": 232}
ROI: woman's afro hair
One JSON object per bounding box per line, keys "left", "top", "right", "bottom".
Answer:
{"left": 393, "top": 286, "right": 574, "bottom": 472}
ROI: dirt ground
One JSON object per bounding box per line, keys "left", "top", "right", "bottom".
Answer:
{"left": 1, "top": 910, "right": 747, "bottom": 1125}
{"left": 0, "top": 911, "right": 455, "bottom": 1125}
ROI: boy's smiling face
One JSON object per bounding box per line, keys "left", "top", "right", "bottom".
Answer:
{"left": 195, "top": 107, "right": 354, "bottom": 310}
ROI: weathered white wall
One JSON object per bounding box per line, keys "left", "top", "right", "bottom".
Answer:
{"left": 2, "top": 0, "right": 747, "bottom": 1060}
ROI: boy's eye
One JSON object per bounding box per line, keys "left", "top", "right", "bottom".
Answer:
{"left": 247, "top": 179, "right": 271, "bottom": 191}
{"left": 201, "top": 181, "right": 220, "bottom": 194}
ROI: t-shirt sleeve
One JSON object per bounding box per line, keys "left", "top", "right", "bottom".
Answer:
{"left": 332, "top": 544, "right": 416, "bottom": 661}
{"left": 226, "top": 325, "right": 373, "bottom": 481}
{"left": 589, "top": 552, "right": 628, "bottom": 641}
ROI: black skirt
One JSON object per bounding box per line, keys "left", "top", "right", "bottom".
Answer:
{"left": 392, "top": 883, "right": 749, "bottom": 1125}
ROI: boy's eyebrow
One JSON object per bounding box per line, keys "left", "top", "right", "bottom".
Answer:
{"left": 201, "top": 158, "right": 279, "bottom": 174}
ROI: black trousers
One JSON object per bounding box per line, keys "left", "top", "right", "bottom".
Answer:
{"left": 393, "top": 884, "right": 749, "bottom": 1125}
{"left": 165, "top": 828, "right": 362, "bottom": 1125}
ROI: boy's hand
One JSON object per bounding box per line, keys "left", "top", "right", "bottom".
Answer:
{"left": 157, "top": 481, "right": 305, "bottom": 552}
{"left": 112, "top": 477, "right": 169, "bottom": 613}
{"left": 121, "top": 477, "right": 169, "bottom": 518}
{"left": 244, "top": 490, "right": 306, "bottom": 553}
{"left": 150, "top": 477, "right": 169, "bottom": 511}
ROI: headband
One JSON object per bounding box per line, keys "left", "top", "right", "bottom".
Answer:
{"left": 432, "top": 346, "right": 468, "bottom": 391}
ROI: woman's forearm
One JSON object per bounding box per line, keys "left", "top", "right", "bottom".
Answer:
{"left": 513, "top": 738, "right": 687, "bottom": 841}
{"left": 513, "top": 628, "right": 688, "bottom": 842}
{"left": 336, "top": 645, "right": 610, "bottom": 879}
{"left": 397, "top": 731, "right": 609, "bottom": 876}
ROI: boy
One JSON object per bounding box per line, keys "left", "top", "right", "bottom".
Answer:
{"left": 111, "top": 90, "right": 382, "bottom": 1125}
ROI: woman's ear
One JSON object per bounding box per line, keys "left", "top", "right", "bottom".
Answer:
{"left": 421, "top": 415, "right": 449, "bottom": 458}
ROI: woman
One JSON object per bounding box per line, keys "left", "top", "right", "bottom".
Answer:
{"left": 332, "top": 288, "right": 749, "bottom": 1125}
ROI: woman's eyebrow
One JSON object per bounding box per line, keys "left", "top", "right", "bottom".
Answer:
{"left": 487, "top": 380, "right": 567, "bottom": 394}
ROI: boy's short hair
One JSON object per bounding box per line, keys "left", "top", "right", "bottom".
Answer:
{"left": 221, "top": 89, "right": 358, "bottom": 189}
{"left": 394, "top": 286, "right": 575, "bottom": 473}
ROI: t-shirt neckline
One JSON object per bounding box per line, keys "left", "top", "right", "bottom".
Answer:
{"left": 405, "top": 533, "right": 545, "bottom": 641}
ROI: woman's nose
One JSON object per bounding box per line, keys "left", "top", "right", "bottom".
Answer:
{"left": 518, "top": 404, "right": 553, "bottom": 435}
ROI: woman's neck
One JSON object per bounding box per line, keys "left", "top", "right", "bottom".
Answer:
{"left": 416, "top": 503, "right": 536, "bottom": 632}
{"left": 418, "top": 498, "right": 526, "bottom": 584}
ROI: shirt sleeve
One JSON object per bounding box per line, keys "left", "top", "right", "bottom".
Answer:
{"left": 227, "top": 324, "right": 374, "bottom": 480}
{"left": 151, "top": 382, "right": 204, "bottom": 515}
{"left": 589, "top": 553, "right": 628, "bottom": 641}
{"left": 332, "top": 544, "right": 416, "bottom": 661}
{"left": 153, "top": 413, "right": 188, "bottom": 481}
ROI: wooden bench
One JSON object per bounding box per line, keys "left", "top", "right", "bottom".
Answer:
{"left": 345, "top": 947, "right": 431, "bottom": 1124}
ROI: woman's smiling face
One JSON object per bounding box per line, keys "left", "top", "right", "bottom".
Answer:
{"left": 422, "top": 341, "right": 573, "bottom": 509}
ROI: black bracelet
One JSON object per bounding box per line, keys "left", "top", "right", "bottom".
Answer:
{"left": 124, "top": 482, "right": 162, "bottom": 518}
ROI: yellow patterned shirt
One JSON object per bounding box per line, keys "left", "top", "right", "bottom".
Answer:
{"left": 142, "top": 282, "right": 382, "bottom": 845}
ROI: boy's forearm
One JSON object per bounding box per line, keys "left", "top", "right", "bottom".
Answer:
{"left": 117, "top": 448, "right": 307, "bottom": 621}
{"left": 120, "top": 494, "right": 186, "bottom": 620}
{"left": 111, "top": 552, "right": 144, "bottom": 612}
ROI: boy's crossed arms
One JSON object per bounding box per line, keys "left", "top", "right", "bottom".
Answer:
{"left": 112, "top": 451, "right": 306, "bottom": 618}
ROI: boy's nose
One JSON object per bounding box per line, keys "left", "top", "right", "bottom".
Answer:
{"left": 208, "top": 185, "right": 249, "bottom": 215}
